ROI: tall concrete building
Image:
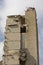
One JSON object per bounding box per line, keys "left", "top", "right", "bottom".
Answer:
{"left": 2, "top": 8, "right": 39, "bottom": 65}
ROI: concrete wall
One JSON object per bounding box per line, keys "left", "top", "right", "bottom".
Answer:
{"left": 25, "top": 8, "right": 39, "bottom": 65}
{"left": 3, "top": 15, "right": 21, "bottom": 65}
{"left": 2, "top": 8, "right": 39, "bottom": 65}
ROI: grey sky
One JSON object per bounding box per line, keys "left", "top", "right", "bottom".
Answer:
{"left": 0, "top": 0, "right": 5, "bottom": 9}
{"left": 0, "top": 0, "right": 43, "bottom": 65}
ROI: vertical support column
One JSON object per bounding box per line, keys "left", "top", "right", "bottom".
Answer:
{"left": 25, "top": 8, "right": 39, "bottom": 65}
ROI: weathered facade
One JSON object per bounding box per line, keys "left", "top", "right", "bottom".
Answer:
{"left": 2, "top": 8, "right": 39, "bottom": 65}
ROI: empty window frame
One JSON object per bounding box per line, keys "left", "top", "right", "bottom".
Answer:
{"left": 20, "top": 26, "right": 26, "bottom": 33}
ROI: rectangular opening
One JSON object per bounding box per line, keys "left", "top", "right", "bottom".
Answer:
{"left": 20, "top": 26, "right": 26, "bottom": 33}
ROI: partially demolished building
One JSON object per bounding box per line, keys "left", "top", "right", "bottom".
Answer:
{"left": 2, "top": 8, "right": 39, "bottom": 65}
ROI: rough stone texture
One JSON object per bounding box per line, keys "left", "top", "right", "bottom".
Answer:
{"left": 4, "top": 41, "right": 20, "bottom": 50}
{"left": 2, "top": 15, "right": 21, "bottom": 65}
{"left": 5, "top": 25, "right": 20, "bottom": 32}
{"left": 5, "top": 33, "right": 20, "bottom": 41}
{"left": 2, "top": 8, "right": 39, "bottom": 65}
{"left": 3, "top": 55, "right": 19, "bottom": 64}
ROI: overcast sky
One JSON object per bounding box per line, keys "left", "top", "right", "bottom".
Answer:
{"left": 0, "top": 0, "right": 43, "bottom": 65}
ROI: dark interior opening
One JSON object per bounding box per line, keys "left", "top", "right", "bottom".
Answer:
{"left": 20, "top": 26, "right": 26, "bottom": 33}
